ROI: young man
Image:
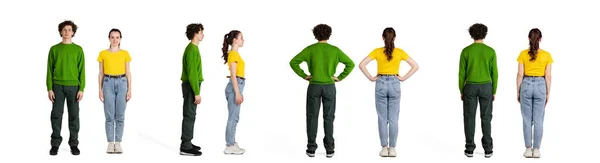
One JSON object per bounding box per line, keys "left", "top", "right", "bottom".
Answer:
{"left": 179, "top": 23, "right": 204, "bottom": 156}
{"left": 47, "top": 20, "right": 86, "bottom": 156}
{"left": 289, "top": 24, "right": 355, "bottom": 158}
{"left": 458, "top": 23, "right": 498, "bottom": 158}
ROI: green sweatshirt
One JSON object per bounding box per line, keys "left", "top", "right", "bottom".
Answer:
{"left": 458, "top": 43, "right": 498, "bottom": 94}
{"left": 290, "top": 42, "right": 355, "bottom": 84}
{"left": 46, "top": 42, "right": 86, "bottom": 92}
{"left": 181, "top": 42, "right": 203, "bottom": 95}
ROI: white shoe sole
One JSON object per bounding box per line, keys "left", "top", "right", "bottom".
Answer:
{"left": 179, "top": 152, "right": 201, "bottom": 156}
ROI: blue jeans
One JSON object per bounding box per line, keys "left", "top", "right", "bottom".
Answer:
{"left": 102, "top": 76, "right": 128, "bottom": 142}
{"left": 519, "top": 76, "right": 547, "bottom": 149}
{"left": 375, "top": 76, "right": 401, "bottom": 147}
{"left": 225, "top": 77, "right": 245, "bottom": 146}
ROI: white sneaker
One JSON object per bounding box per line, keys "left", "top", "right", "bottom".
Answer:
{"left": 234, "top": 143, "right": 245, "bottom": 151}
{"left": 106, "top": 142, "right": 115, "bottom": 154}
{"left": 532, "top": 149, "right": 541, "bottom": 158}
{"left": 379, "top": 147, "right": 389, "bottom": 157}
{"left": 224, "top": 145, "right": 245, "bottom": 155}
{"left": 114, "top": 142, "right": 123, "bottom": 154}
{"left": 388, "top": 147, "right": 397, "bottom": 157}
{"left": 523, "top": 147, "right": 533, "bottom": 158}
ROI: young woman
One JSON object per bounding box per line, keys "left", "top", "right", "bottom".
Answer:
{"left": 221, "top": 30, "right": 246, "bottom": 155}
{"left": 97, "top": 28, "right": 132, "bottom": 154}
{"left": 516, "top": 28, "right": 552, "bottom": 158}
{"left": 358, "top": 27, "right": 419, "bottom": 157}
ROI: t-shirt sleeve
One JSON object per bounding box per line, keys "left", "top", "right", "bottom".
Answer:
{"left": 547, "top": 52, "right": 553, "bottom": 65}
{"left": 400, "top": 49, "right": 410, "bottom": 60}
{"left": 97, "top": 51, "right": 103, "bottom": 62}
{"left": 125, "top": 51, "right": 132, "bottom": 62}
{"left": 517, "top": 51, "right": 525, "bottom": 64}
{"left": 368, "top": 49, "right": 378, "bottom": 59}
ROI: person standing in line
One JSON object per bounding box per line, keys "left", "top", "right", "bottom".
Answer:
{"left": 458, "top": 23, "right": 498, "bottom": 158}
{"left": 221, "top": 30, "right": 247, "bottom": 155}
{"left": 179, "top": 23, "right": 204, "bottom": 156}
{"left": 47, "top": 20, "right": 86, "bottom": 156}
{"left": 289, "top": 24, "right": 355, "bottom": 158}
{"left": 516, "top": 28, "right": 552, "bottom": 158}
{"left": 97, "top": 28, "right": 132, "bottom": 154}
{"left": 357, "top": 27, "right": 419, "bottom": 157}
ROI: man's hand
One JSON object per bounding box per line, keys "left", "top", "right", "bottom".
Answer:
{"left": 48, "top": 90, "right": 55, "bottom": 103}
{"left": 77, "top": 91, "right": 84, "bottom": 102}
{"left": 304, "top": 75, "right": 312, "bottom": 81}
{"left": 194, "top": 95, "right": 201, "bottom": 104}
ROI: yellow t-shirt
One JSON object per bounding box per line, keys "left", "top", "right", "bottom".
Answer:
{"left": 227, "top": 51, "right": 245, "bottom": 78}
{"left": 97, "top": 49, "right": 131, "bottom": 75}
{"left": 368, "top": 47, "right": 410, "bottom": 74}
{"left": 517, "top": 49, "right": 553, "bottom": 76}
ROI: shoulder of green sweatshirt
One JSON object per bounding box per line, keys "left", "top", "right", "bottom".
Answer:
{"left": 46, "top": 42, "right": 86, "bottom": 92}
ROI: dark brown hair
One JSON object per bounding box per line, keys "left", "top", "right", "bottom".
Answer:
{"left": 222, "top": 30, "right": 241, "bottom": 64}
{"left": 382, "top": 27, "right": 396, "bottom": 61}
{"left": 468, "top": 23, "right": 487, "bottom": 40}
{"left": 58, "top": 20, "right": 78, "bottom": 37}
{"left": 313, "top": 24, "right": 332, "bottom": 41}
{"left": 185, "top": 23, "right": 204, "bottom": 40}
{"left": 528, "top": 28, "right": 542, "bottom": 61}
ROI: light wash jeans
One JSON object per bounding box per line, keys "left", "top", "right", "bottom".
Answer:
{"left": 519, "top": 76, "right": 547, "bottom": 149}
{"left": 102, "top": 76, "right": 128, "bottom": 142}
{"left": 375, "top": 76, "right": 401, "bottom": 147}
{"left": 225, "top": 77, "right": 245, "bottom": 146}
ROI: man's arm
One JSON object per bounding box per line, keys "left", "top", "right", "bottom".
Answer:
{"left": 46, "top": 48, "right": 54, "bottom": 91}
{"left": 186, "top": 50, "right": 200, "bottom": 95}
{"left": 458, "top": 50, "right": 467, "bottom": 94}
{"left": 289, "top": 48, "right": 308, "bottom": 79}
{"left": 336, "top": 49, "right": 355, "bottom": 81}
{"left": 78, "top": 48, "right": 86, "bottom": 92}
{"left": 491, "top": 51, "right": 498, "bottom": 95}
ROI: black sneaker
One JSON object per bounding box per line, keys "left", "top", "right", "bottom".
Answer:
{"left": 484, "top": 151, "right": 493, "bottom": 158}
{"left": 306, "top": 150, "right": 315, "bottom": 157}
{"left": 326, "top": 151, "right": 335, "bottom": 158}
{"left": 49, "top": 146, "right": 59, "bottom": 156}
{"left": 180, "top": 148, "right": 202, "bottom": 156}
{"left": 70, "top": 146, "right": 80, "bottom": 155}
{"left": 464, "top": 150, "right": 473, "bottom": 157}
{"left": 192, "top": 144, "right": 201, "bottom": 151}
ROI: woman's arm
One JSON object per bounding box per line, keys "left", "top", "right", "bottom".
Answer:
{"left": 125, "top": 62, "right": 132, "bottom": 101}
{"left": 399, "top": 58, "right": 419, "bottom": 81}
{"left": 230, "top": 62, "right": 243, "bottom": 105}
{"left": 98, "top": 63, "right": 104, "bottom": 102}
{"left": 358, "top": 56, "right": 377, "bottom": 81}
{"left": 516, "top": 63, "right": 524, "bottom": 102}
{"left": 544, "top": 64, "right": 552, "bottom": 106}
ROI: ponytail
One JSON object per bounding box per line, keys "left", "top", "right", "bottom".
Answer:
{"left": 528, "top": 28, "right": 542, "bottom": 61}
{"left": 221, "top": 30, "right": 241, "bottom": 64}
{"left": 382, "top": 28, "right": 396, "bottom": 61}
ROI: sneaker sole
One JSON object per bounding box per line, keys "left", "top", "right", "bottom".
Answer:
{"left": 306, "top": 153, "right": 315, "bottom": 157}
{"left": 326, "top": 155, "right": 334, "bottom": 158}
{"left": 465, "top": 154, "right": 473, "bottom": 157}
{"left": 224, "top": 152, "right": 244, "bottom": 155}
{"left": 179, "top": 152, "right": 201, "bottom": 156}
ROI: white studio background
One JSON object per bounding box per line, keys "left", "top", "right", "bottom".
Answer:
{"left": 0, "top": 0, "right": 598, "bottom": 163}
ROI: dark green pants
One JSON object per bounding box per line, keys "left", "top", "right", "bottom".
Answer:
{"left": 306, "top": 84, "right": 336, "bottom": 152}
{"left": 50, "top": 84, "right": 80, "bottom": 147}
{"left": 180, "top": 82, "right": 200, "bottom": 150}
{"left": 462, "top": 83, "right": 494, "bottom": 152}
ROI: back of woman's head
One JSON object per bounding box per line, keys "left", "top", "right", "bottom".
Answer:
{"left": 528, "top": 28, "right": 542, "bottom": 61}
{"left": 222, "top": 30, "right": 241, "bottom": 64}
{"left": 382, "top": 27, "right": 396, "bottom": 61}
